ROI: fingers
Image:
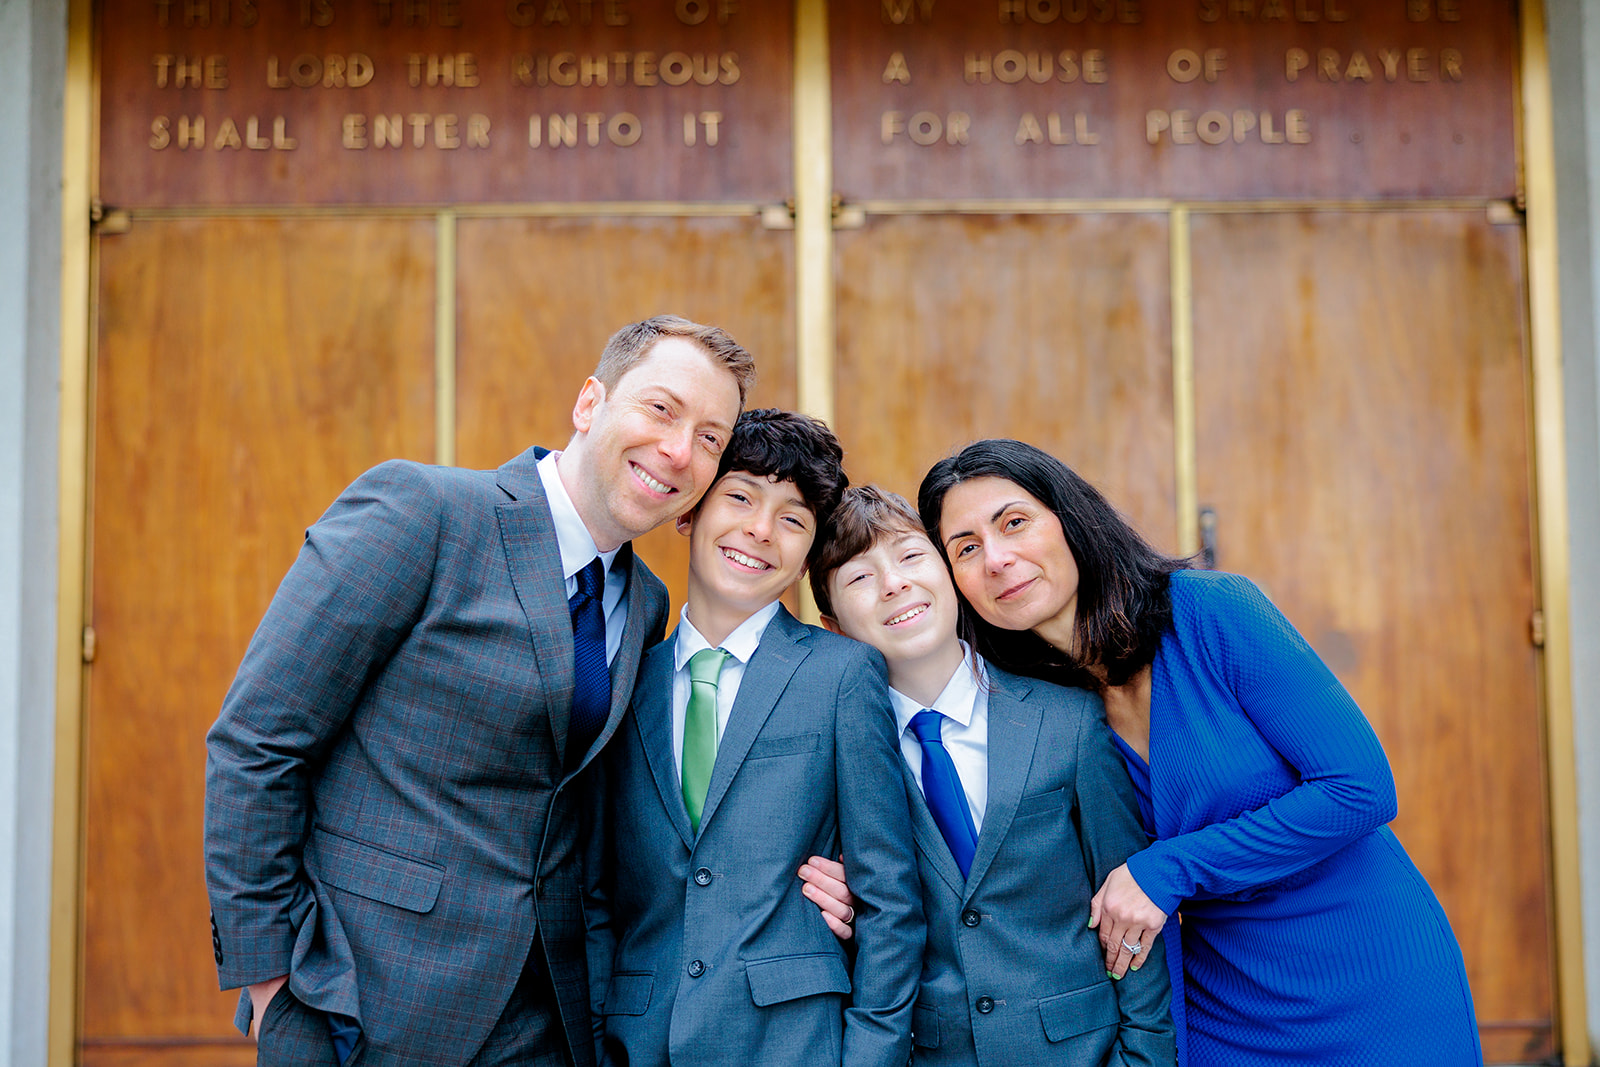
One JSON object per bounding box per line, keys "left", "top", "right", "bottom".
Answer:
{"left": 796, "top": 876, "right": 857, "bottom": 940}
{"left": 1088, "top": 884, "right": 1104, "bottom": 931}
{"left": 797, "top": 858, "right": 854, "bottom": 910}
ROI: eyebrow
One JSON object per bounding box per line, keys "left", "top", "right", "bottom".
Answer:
{"left": 942, "top": 501, "right": 1027, "bottom": 547}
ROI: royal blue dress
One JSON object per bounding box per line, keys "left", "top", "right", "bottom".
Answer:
{"left": 1112, "top": 570, "right": 1481, "bottom": 1067}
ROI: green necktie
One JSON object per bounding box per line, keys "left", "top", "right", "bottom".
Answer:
{"left": 682, "top": 647, "right": 729, "bottom": 835}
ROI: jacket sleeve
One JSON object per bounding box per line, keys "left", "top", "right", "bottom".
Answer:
{"left": 834, "top": 647, "right": 927, "bottom": 1067}
{"left": 1072, "top": 700, "right": 1177, "bottom": 1067}
{"left": 1126, "top": 573, "right": 1398, "bottom": 915}
{"left": 203, "top": 460, "right": 443, "bottom": 989}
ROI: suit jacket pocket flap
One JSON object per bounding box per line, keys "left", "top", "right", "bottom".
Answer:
{"left": 745, "top": 732, "right": 821, "bottom": 760}
{"left": 912, "top": 1003, "right": 941, "bottom": 1049}
{"left": 310, "top": 826, "right": 444, "bottom": 914}
{"left": 603, "top": 972, "right": 654, "bottom": 1016}
{"left": 1013, "top": 786, "right": 1068, "bottom": 819}
{"left": 744, "top": 953, "right": 851, "bottom": 1006}
{"left": 1038, "top": 982, "right": 1119, "bottom": 1043}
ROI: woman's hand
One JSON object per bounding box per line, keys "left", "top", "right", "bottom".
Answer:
{"left": 798, "top": 854, "right": 856, "bottom": 940}
{"left": 1090, "top": 864, "right": 1166, "bottom": 978}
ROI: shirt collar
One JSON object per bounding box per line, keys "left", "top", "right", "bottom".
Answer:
{"left": 537, "top": 450, "right": 620, "bottom": 581}
{"left": 674, "top": 600, "right": 783, "bottom": 671}
{"left": 890, "top": 641, "right": 986, "bottom": 735}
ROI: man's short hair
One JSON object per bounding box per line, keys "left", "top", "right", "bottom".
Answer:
{"left": 595, "top": 315, "right": 757, "bottom": 406}
{"left": 710, "top": 409, "right": 847, "bottom": 552}
{"left": 808, "top": 486, "right": 925, "bottom": 619}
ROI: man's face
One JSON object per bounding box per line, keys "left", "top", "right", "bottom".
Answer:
{"left": 680, "top": 472, "right": 816, "bottom": 621}
{"left": 568, "top": 337, "right": 742, "bottom": 550}
{"left": 824, "top": 528, "right": 961, "bottom": 672}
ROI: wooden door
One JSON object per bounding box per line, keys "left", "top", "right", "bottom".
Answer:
{"left": 453, "top": 212, "right": 798, "bottom": 612}
{"left": 834, "top": 211, "right": 1177, "bottom": 550}
{"left": 1191, "top": 209, "right": 1549, "bottom": 1062}
{"left": 84, "top": 217, "right": 437, "bottom": 1065}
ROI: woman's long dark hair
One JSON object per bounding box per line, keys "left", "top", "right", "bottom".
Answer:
{"left": 918, "top": 439, "right": 1189, "bottom": 690}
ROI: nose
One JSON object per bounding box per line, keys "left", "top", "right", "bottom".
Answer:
{"left": 659, "top": 423, "right": 694, "bottom": 468}
{"left": 745, "top": 508, "right": 775, "bottom": 542}
{"left": 983, "top": 535, "right": 1015, "bottom": 574}
{"left": 880, "top": 565, "right": 911, "bottom": 598}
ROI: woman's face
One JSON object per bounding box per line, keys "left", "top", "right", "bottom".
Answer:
{"left": 937, "top": 476, "right": 1081, "bottom": 648}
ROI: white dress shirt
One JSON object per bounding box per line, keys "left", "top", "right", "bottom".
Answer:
{"left": 669, "top": 601, "right": 782, "bottom": 780}
{"left": 889, "top": 642, "right": 990, "bottom": 833}
{"left": 536, "top": 451, "right": 627, "bottom": 663}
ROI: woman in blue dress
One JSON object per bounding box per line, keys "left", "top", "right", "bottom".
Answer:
{"left": 915, "top": 438, "right": 1481, "bottom": 1067}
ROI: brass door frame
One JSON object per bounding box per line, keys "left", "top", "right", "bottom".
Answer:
{"left": 51, "top": 0, "right": 1587, "bottom": 1063}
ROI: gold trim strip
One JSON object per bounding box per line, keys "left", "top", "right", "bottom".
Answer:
{"left": 794, "top": 0, "right": 833, "bottom": 428}
{"left": 435, "top": 211, "right": 457, "bottom": 468}
{"left": 1520, "top": 1, "right": 1588, "bottom": 1063}
{"left": 851, "top": 197, "right": 1501, "bottom": 217}
{"left": 108, "top": 202, "right": 769, "bottom": 221}
{"left": 1170, "top": 207, "right": 1198, "bottom": 558}
{"left": 52, "top": 0, "right": 94, "bottom": 1062}
{"left": 792, "top": 0, "right": 832, "bottom": 626}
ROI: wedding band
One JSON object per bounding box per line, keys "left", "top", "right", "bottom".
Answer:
{"left": 843, "top": 906, "right": 856, "bottom": 925}
{"left": 1121, "top": 938, "right": 1143, "bottom": 954}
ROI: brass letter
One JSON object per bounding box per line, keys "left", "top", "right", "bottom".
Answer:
{"left": 468, "top": 114, "right": 491, "bottom": 147}
{"left": 1442, "top": 48, "right": 1462, "bottom": 81}
{"left": 1407, "top": 48, "right": 1431, "bottom": 81}
{"left": 375, "top": 114, "right": 405, "bottom": 148}
{"left": 947, "top": 111, "right": 971, "bottom": 144}
{"left": 1196, "top": 110, "right": 1228, "bottom": 144}
{"left": 150, "top": 116, "right": 171, "bottom": 149}
{"left": 214, "top": 117, "right": 243, "bottom": 149}
{"left": 343, "top": 113, "right": 369, "bottom": 149}
{"left": 607, "top": 112, "right": 641, "bottom": 146}
{"left": 883, "top": 51, "right": 912, "bottom": 84}
{"left": 1145, "top": 109, "right": 1170, "bottom": 144}
{"left": 1015, "top": 112, "right": 1044, "bottom": 145}
{"left": 881, "top": 110, "right": 905, "bottom": 144}
{"left": 1286, "top": 108, "right": 1310, "bottom": 143}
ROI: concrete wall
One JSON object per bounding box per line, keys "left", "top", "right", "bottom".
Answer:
{"left": 0, "top": 0, "right": 65, "bottom": 1063}
{"left": 1548, "top": 0, "right": 1600, "bottom": 1060}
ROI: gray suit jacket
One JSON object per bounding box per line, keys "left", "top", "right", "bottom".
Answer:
{"left": 586, "top": 608, "right": 925, "bottom": 1067}
{"left": 908, "top": 664, "right": 1175, "bottom": 1067}
{"left": 204, "top": 446, "right": 668, "bottom": 1066}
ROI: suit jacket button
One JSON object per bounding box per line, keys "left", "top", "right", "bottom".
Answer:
{"left": 694, "top": 867, "right": 713, "bottom": 886}
{"left": 687, "top": 960, "right": 705, "bottom": 978}
{"left": 975, "top": 996, "right": 994, "bottom": 1014}
{"left": 961, "top": 909, "right": 981, "bottom": 927}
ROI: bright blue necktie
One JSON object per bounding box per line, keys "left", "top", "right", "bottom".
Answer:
{"left": 909, "top": 710, "right": 979, "bottom": 878}
{"left": 568, "top": 557, "right": 610, "bottom": 759}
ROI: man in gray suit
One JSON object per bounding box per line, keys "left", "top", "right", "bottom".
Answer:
{"left": 806, "top": 487, "right": 1175, "bottom": 1067}
{"left": 204, "top": 316, "right": 754, "bottom": 1066}
{"left": 585, "top": 410, "right": 925, "bottom": 1067}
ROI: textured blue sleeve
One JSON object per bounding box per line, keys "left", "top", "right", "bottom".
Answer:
{"left": 203, "top": 460, "right": 444, "bottom": 986}
{"left": 1126, "top": 574, "right": 1397, "bottom": 914}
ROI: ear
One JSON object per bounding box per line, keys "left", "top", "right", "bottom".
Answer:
{"left": 819, "top": 615, "right": 844, "bottom": 637}
{"left": 571, "top": 377, "right": 605, "bottom": 435}
{"left": 675, "top": 512, "right": 694, "bottom": 537}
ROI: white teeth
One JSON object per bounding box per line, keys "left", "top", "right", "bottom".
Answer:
{"left": 723, "top": 548, "right": 772, "bottom": 570}
{"left": 633, "top": 465, "right": 673, "bottom": 494}
{"left": 886, "top": 605, "right": 927, "bottom": 626}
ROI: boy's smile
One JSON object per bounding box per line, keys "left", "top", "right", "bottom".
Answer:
{"left": 823, "top": 529, "right": 965, "bottom": 702}
{"left": 680, "top": 471, "right": 816, "bottom": 643}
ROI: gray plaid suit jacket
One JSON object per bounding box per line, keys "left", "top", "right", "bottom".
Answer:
{"left": 906, "top": 664, "right": 1175, "bottom": 1067}
{"left": 204, "top": 446, "right": 668, "bottom": 1066}
{"left": 585, "top": 608, "right": 925, "bottom": 1067}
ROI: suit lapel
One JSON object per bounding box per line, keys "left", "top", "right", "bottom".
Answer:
{"left": 901, "top": 757, "right": 966, "bottom": 899}
{"left": 696, "top": 607, "right": 808, "bottom": 835}
{"left": 632, "top": 638, "right": 696, "bottom": 850}
{"left": 962, "top": 668, "right": 1042, "bottom": 903}
{"left": 494, "top": 450, "right": 574, "bottom": 760}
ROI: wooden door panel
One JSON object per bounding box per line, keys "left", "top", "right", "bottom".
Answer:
{"left": 455, "top": 214, "right": 796, "bottom": 614}
{"left": 834, "top": 212, "right": 1176, "bottom": 551}
{"left": 1190, "top": 210, "right": 1548, "bottom": 1062}
{"left": 84, "top": 217, "right": 436, "bottom": 1062}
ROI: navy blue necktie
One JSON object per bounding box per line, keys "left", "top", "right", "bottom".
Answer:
{"left": 909, "top": 710, "right": 979, "bottom": 878}
{"left": 568, "top": 557, "right": 611, "bottom": 759}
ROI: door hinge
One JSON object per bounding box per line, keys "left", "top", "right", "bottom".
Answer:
{"left": 82, "top": 625, "right": 97, "bottom": 664}
{"left": 1530, "top": 609, "right": 1546, "bottom": 649}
